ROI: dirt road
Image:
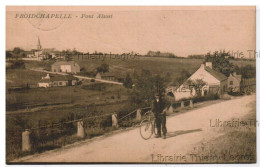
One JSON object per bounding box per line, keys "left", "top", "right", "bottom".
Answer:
{"left": 15, "top": 94, "right": 255, "bottom": 163}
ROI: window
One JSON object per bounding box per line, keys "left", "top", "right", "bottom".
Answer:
{"left": 59, "top": 82, "right": 63, "bottom": 86}
{"left": 230, "top": 81, "right": 233, "bottom": 85}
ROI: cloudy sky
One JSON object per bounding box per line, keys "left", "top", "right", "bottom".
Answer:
{"left": 6, "top": 6, "right": 255, "bottom": 57}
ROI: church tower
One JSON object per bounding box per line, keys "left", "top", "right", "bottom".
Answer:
{"left": 37, "top": 37, "right": 42, "bottom": 50}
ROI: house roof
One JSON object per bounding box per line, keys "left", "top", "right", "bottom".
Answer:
{"left": 39, "top": 78, "right": 51, "bottom": 83}
{"left": 204, "top": 66, "right": 227, "bottom": 81}
{"left": 52, "top": 61, "right": 79, "bottom": 67}
{"left": 50, "top": 75, "right": 77, "bottom": 81}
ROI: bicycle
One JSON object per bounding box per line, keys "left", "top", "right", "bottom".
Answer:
{"left": 139, "top": 110, "right": 158, "bottom": 140}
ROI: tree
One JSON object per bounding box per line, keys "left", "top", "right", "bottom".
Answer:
{"left": 62, "top": 49, "right": 73, "bottom": 61}
{"left": 6, "top": 51, "right": 12, "bottom": 59}
{"left": 234, "top": 64, "right": 256, "bottom": 79}
{"left": 96, "top": 63, "right": 109, "bottom": 73}
{"left": 185, "top": 79, "right": 206, "bottom": 97}
{"left": 21, "top": 53, "right": 26, "bottom": 57}
{"left": 13, "top": 47, "right": 24, "bottom": 55}
{"left": 123, "top": 73, "right": 133, "bottom": 88}
{"left": 129, "top": 70, "right": 167, "bottom": 108}
{"left": 204, "top": 51, "right": 234, "bottom": 77}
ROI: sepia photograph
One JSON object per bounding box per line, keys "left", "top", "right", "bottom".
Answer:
{"left": 5, "top": 6, "right": 256, "bottom": 164}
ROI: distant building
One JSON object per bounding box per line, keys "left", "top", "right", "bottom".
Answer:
{"left": 24, "top": 37, "right": 57, "bottom": 61}
{"left": 51, "top": 61, "right": 80, "bottom": 74}
{"left": 227, "top": 72, "right": 242, "bottom": 92}
{"left": 172, "top": 62, "right": 228, "bottom": 101}
{"left": 38, "top": 73, "right": 78, "bottom": 88}
{"left": 96, "top": 72, "right": 116, "bottom": 81}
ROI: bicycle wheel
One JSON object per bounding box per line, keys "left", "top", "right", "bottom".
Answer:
{"left": 140, "top": 119, "right": 153, "bottom": 140}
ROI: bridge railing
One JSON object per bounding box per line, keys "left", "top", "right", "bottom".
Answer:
{"left": 21, "top": 99, "right": 194, "bottom": 152}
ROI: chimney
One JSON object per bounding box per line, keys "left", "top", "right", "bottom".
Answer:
{"left": 205, "top": 62, "right": 212, "bottom": 69}
{"left": 233, "top": 72, "right": 236, "bottom": 76}
{"left": 200, "top": 64, "right": 205, "bottom": 69}
{"left": 46, "top": 73, "right": 50, "bottom": 79}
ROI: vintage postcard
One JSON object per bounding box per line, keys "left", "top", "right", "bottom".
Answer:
{"left": 6, "top": 6, "right": 256, "bottom": 164}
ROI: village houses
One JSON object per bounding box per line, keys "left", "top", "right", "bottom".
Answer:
{"left": 23, "top": 37, "right": 57, "bottom": 61}
{"left": 38, "top": 73, "right": 78, "bottom": 88}
{"left": 172, "top": 62, "right": 228, "bottom": 101}
{"left": 95, "top": 72, "right": 116, "bottom": 81}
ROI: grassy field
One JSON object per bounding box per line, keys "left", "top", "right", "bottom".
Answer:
{"left": 6, "top": 81, "right": 128, "bottom": 111}
{"left": 6, "top": 69, "right": 46, "bottom": 88}
{"left": 74, "top": 56, "right": 204, "bottom": 81}
{"left": 192, "top": 101, "right": 256, "bottom": 163}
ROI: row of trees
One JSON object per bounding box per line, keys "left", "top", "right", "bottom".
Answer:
{"left": 204, "top": 51, "right": 255, "bottom": 78}
{"left": 147, "top": 51, "right": 177, "bottom": 58}
{"left": 6, "top": 48, "right": 26, "bottom": 59}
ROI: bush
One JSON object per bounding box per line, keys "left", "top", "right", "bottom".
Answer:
{"left": 228, "top": 91, "right": 244, "bottom": 96}
{"left": 193, "top": 93, "right": 219, "bottom": 103}
{"left": 8, "top": 60, "right": 25, "bottom": 69}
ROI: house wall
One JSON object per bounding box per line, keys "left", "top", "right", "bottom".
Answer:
{"left": 96, "top": 73, "right": 102, "bottom": 80}
{"left": 60, "top": 65, "right": 72, "bottom": 73}
{"left": 52, "top": 80, "right": 74, "bottom": 87}
{"left": 52, "top": 65, "right": 61, "bottom": 72}
{"left": 56, "top": 81, "right": 68, "bottom": 86}
{"left": 220, "top": 80, "right": 228, "bottom": 94}
{"left": 227, "top": 76, "right": 240, "bottom": 92}
{"left": 72, "top": 80, "right": 77, "bottom": 86}
{"left": 71, "top": 64, "right": 80, "bottom": 73}
{"left": 173, "top": 87, "right": 196, "bottom": 101}
{"left": 38, "top": 82, "right": 51, "bottom": 88}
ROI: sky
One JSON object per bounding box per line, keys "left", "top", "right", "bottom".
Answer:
{"left": 6, "top": 6, "right": 256, "bottom": 57}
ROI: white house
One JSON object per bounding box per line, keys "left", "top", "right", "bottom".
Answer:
{"left": 172, "top": 62, "right": 228, "bottom": 101}
{"left": 38, "top": 74, "right": 51, "bottom": 88}
{"left": 51, "top": 61, "right": 80, "bottom": 74}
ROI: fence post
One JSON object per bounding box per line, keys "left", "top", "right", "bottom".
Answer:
{"left": 181, "top": 101, "right": 184, "bottom": 108}
{"left": 136, "top": 109, "right": 142, "bottom": 121}
{"left": 190, "top": 100, "right": 193, "bottom": 108}
{"left": 22, "top": 129, "right": 31, "bottom": 152}
{"left": 112, "top": 113, "right": 119, "bottom": 128}
{"left": 77, "top": 120, "right": 85, "bottom": 138}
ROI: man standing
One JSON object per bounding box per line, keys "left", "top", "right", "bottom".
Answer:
{"left": 151, "top": 93, "right": 167, "bottom": 139}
